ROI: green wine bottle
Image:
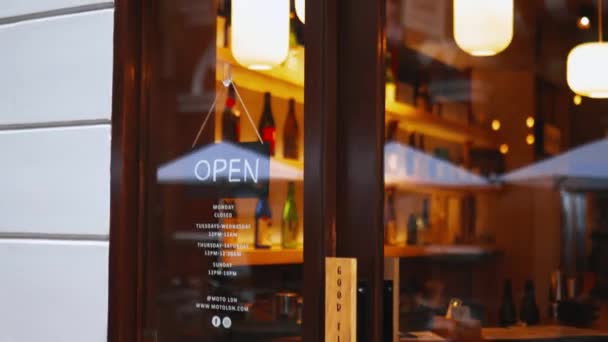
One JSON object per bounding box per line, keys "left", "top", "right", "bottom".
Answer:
{"left": 282, "top": 182, "right": 300, "bottom": 249}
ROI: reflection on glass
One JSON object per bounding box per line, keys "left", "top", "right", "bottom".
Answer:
{"left": 386, "top": 0, "right": 608, "bottom": 339}
{"left": 144, "top": 1, "right": 305, "bottom": 340}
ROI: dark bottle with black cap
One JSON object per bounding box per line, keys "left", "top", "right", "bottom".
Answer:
{"left": 499, "top": 279, "right": 517, "bottom": 327}
{"left": 520, "top": 280, "right": 540, "bottom": 325}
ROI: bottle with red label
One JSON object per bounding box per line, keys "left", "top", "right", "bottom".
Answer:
{"left": 221, "top": 84, "right": 240, "bottom": 142}
{"left": 258, "top": 92, "right": 276, "bottom": 156}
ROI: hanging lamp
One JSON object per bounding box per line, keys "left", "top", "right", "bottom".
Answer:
{"left": 231, "top": 0, "right": 290, "bottom": 70}
{"left": 295, "top": 0, "right": 305, "bottom": 23}
{"left": 567, "top": 0, "right": 608, "bottom": 98}
{"left": 453, "top": 0, "right": 514, "bottom": 56}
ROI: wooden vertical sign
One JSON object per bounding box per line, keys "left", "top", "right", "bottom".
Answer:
{"left": 325, "top": 257, "right": 357, "bottom": 342}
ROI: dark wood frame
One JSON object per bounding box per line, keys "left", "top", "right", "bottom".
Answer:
{"left": 108, "top": 0, "right": 386, "bottom": 341}
{"left": 108, "top": 0, "right": 145, "bottom": 341}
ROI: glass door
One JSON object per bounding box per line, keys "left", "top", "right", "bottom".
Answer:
{"left": 140, "top": 1, "right": 307, "bottom": 340}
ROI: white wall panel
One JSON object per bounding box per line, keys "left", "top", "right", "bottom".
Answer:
{"left": 0, "top": 125, "right": 111, "bottom": 236}
{"left": 0, "top": 9, "right": 113, "bottom": 126}
{"left": 0, "top": 239, "right": 108, "bottom": 342}
{"left": 0, "top": 0, "right": 112, "bottom": 20}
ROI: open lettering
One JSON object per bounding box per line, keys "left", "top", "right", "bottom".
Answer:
{"left": 194, "top": 158, "right": 260, "bottom": 183}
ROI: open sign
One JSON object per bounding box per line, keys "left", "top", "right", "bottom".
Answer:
{"left": 157, "top": 142, "right": 270, "bottom": 198}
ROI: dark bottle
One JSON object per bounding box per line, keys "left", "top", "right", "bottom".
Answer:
{"left": 384, "top": 189, "right": 398, "bottom": 246}
{"left": 520, "top": 280, "right": 540, "bottom": 325}
{"left": 281, "top": 182, "right": 300, "bottom": 249}
{"left": 283, "top": 98, "right": 299, "bottom": 160}
{"left": 221, "top": 84, "right": 240, "bottom": 142}
{"left": 386, "top": 120, "right": 399, "bottom": 142}
{"left": 499, "top": 279, "right": 517, "bottom": 327}
{"left": 421, "top": 198, "right": 430, "bottom": 229}
{"left": 408, "top": 132, "right": 417, "bottom": 148}
{"left": 415, "top": 82, "right": 431, "bottom": 112}
{"left": 258, "top": 92, "right": 277, "bottom": 156}
{"left": 254, "top": 196, "right": 272, "bottom": 249}
{"left": 407, "top": 214, "right": 418, "bottom": 245}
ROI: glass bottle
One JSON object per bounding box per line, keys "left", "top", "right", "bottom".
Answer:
{"left": 407, "top": 214, "right": 418, "bottom": 245}
{"left": 283, "top": 98, "right": 299, "bottom": 160}
{"left": 384, "top": 189, "right": 398, "bottom": 246}
{"left": 258, "top": 92, "right": 277, "bottom": 156}
{"left": 520, "top": 280, "right": 540, "bottom": 325}
{"left": 499, "top": 279, "right": 517, "bottom": 327}
{"left": 281, "top": 182, "right": 300, "bottom": 249}
{"left": 254, "top": 196, "right": 272, "bottom": 249}
{"left": 221, "top": 84, "right": 240, "bottom": 142}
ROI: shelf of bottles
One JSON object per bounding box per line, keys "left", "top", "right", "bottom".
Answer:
{"left": 215, "top": 62, "right": 304, "bottom": 266}
{"left": 382, "top": 184, "right": 500, "bottom": 261}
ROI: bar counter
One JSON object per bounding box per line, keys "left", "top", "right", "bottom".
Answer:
{"left": 400, "top": 325, "right": 608, "bottom": 341}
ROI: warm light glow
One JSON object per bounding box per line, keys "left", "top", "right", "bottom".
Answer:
{"left": 499, "top": 144, "right": 509, "bottom": 154}
{"left": 567, "top": 42, "right": 608, "bottom": 98}
{"left": 578, "top": 16, "right": 591, "bottom": 29}
{"left": 453, "top": 0, "right": 514, "bottom": 56}
{"left": 295, "top": 0, "right": 305, "bottom": 23}
{"left": 231, "top": 0, "right": 290, "bottom": 70}
{"left": 526, "top": 116, "right": 535, "bottom": 128}
{"left": 491, "top": 119, "right": 501, "bottom": 131}
{"left": 573, "top": 94, "right": 583, "bottom": 106}
{"left": 526, "top": 134, "right": 535, "bottom": 145}
{"left": 386, "top": 83, "right": 396, "bottom": 103}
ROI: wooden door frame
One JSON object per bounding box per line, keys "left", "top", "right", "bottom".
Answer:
{"left": 107, "top": 0, "right": 386, "bottom": 341}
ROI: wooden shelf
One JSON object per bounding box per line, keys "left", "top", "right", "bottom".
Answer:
{"left": 386, "top": 100, "right": 496, "bottom": 148}
{"left": 216, "top": 47, "right": 304, "bottom": 103}
{"left": 384, "top": 244, "right": 499, "bottom": 259}
{"left": 385, "top": 182, "right": 502, "bottom": 196}
{"left": 223, "top": 248, "right": 303, "bottom": 266}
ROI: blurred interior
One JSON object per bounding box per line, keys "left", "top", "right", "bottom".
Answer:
{"left": 141, "top": 0, "right": 608, "bottom": 341}
{"left": 385, "top": 0, "right": 608, "bottom": 340}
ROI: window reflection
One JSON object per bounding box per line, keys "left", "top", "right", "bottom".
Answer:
{"left": 386, "top": 0, "right": 608, "bottom": 340}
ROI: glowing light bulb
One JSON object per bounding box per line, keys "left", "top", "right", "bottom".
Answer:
{"left": 526, "top": 134, "right": 535, "bottom": 145}
{"left": 577, "top": 16, "right": 591, "bottom": 29}
{"left": 526, "top": 117, "right": 535, "bottom": 128}
{"left": 295, "top": 0, "right": 305, "bottom": 23}
{"left": 231, "top": 0, "right": 290, "bottom": 70}
{"left": 573, "top": 94, "right": 583, "bottom": 106}
{"left": 453, "top": 0, "right": 514, "bottom": 56}
{"left": 567, "top": 42, "right": 608, "bottom": 98}
{"left": 499, "top": 144, "right": 509, "bottom": 154}
{"left": 491, "top": 119, "right": 501, "bottom": 131}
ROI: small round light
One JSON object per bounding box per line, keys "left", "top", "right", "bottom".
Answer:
{"left": 526, "top": 134, "right": 535, "bottom": 145}
{"left": 526, "top": 117, "right": 535, "bottom": 128}
{"left": 491, "top": 119, "right": 501, "bottom": 131}
{"left": 577, "top": 16, "right": 591, "bottom": 29}
{"left": 573, "top": 94, "right": 583, "bottom": 106}
{"left": 499, "top": 144, "right": 509, "bottom": 154}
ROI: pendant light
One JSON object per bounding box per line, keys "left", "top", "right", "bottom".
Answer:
{"left": 295, "top": 0, "right": 305, "bottom": 23}
{"left": 453, "top": 0, "right": 514, "bottom": 56}
{"left": 231, "top": 0, "right": 290, "bottom": 70}
{"left": 567, "top": 0, "right": 608, "bottom": 98}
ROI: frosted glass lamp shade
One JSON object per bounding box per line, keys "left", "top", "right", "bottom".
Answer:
{"left": 453, "top": 0, "right": 514, "bottom": 56}
{"left": 295, "top": 0, "right": 305, "bottom": 23}
{"left": 567, "top": 42, "right": 608, "bottom": 98}
{"left": 231, "top": 0, "right": 290, "bottom": 70}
